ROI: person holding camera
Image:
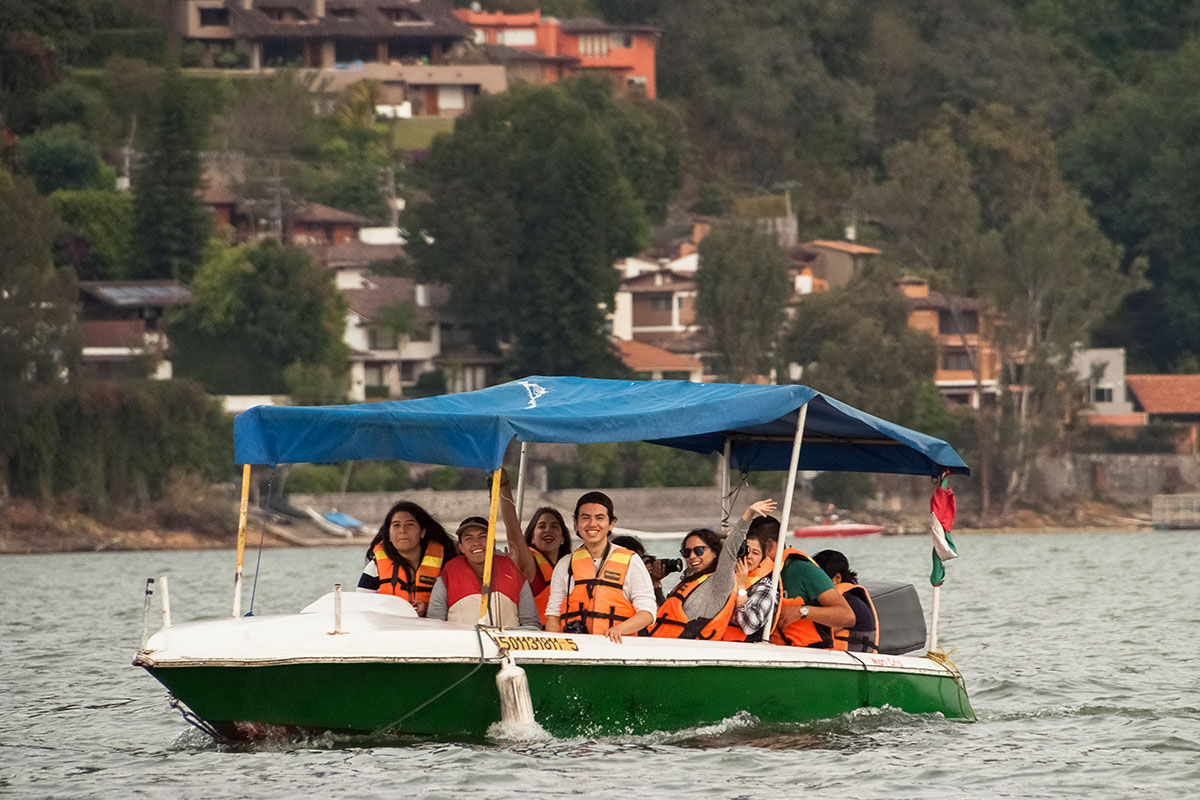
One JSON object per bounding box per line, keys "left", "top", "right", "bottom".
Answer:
{"left": 649, "top": 499, "right": 777, "bottom": 640}
{"left": 611, "top": 534, "right": 669, "bottom": 606}
{"left": 544, "top": 492, "right": 657, "bottom": 642}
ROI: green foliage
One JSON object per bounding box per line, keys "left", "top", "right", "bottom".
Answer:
{"left": 285, "top": 464, "right": 344, "bottom": 495}
{"left": 7, "top": 379, "right": 231, "bottom": 517}
{"left": 695, "top": 220, "right": 789, "bottom": 381}
{"left": 37, "top": 80, "right": 104, "bottom": 128}
{"left": 0, "top": 171, "right": 79, "bottom": 491}
{"left": 170, "top": 240, "right": 348, "bottom": 395}
{"left": 811, "top": 471, "right": 874, "bottom": 511}
{"left": 16, "top": 124, "right": 108, "bottom": 194}
{"left": 347, "top": 461, "right": 411, "bottom": 492}
{"left": 132, "top": 68, "right": 210, "bottom": 281}
{"left": 75, "top": 28, "right": 166, "bottom": 68}
{"left": 784, "top": 285, "right": 940, "bottom": 425}
{"left": 404, "top": 82, "right": 647, "bottom": 377}
{"left": 283, "top": 361, "right": 349, "bottom": 406}
{"left": 50, "top": 188, "right": 133, "bottom": 280}
{"left": 411, "top": 369, "right": 448, "bottom": 398}
{"left": 0, "top": 1, "right": 95, "bottom": 130}
{"left": 546, "top": 442, "right": 714, "bottom": 489}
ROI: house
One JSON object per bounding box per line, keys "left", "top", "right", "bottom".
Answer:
{"left": 175, "top": 0, "right": 506, "bottom": 117}
{"left": 199, "top": 186, "right": 373, "bottom": 245}
{"left": 1071, "top": 347, "right": 1139, "bottom": 423}
{"left": 801, "top": 239, "right": 881, "bottom": 290}
{"left": 453, "top": 8, "right": 659, "bottom": 97}
{"left": 1125, "top": 374, "right": 1200, "bottom": 454}
{"left": 616, "top": 267, "right": 699, "bottom": 350}
{"left": 615, "top": 339, "right": 702, "bottom": 382}
{"left": 897, "top": 276, "right": 1001, "bottom": 408}
{"left": 78, "top": 281, "right": 193, "bottom": 380}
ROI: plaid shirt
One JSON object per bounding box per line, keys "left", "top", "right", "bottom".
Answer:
{"left": 730, "top": 576, "right": 774, "bottom": 637}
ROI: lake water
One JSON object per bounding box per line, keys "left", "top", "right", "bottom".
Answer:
{"left": 2, "top": 531, "right": 1198, "bottom": 799}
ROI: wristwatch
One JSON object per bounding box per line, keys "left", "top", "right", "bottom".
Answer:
{"left": 799, "top": 604, "right": 810, "bottom": 619}
{"left": 736, "top": 588, "right": 748, "bottom": 597}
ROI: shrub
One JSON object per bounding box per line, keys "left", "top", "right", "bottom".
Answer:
{"left": 285, "top": 464, "right": 345, "bottom": 494}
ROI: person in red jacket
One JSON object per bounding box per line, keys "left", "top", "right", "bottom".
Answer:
{"left": 426, "top": 516, "right": 540, "bottom": 628}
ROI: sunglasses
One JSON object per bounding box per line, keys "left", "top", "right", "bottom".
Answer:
{"left": 680, "top": 545, "right": 708, "bottom": 558}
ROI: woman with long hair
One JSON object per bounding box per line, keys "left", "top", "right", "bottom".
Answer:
{"left": 357, "top": 500, "right": 457, "bottom": 616}
{"left": 508, "top": 505, "right": 571, "bottom": 624}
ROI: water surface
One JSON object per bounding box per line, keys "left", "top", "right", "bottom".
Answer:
{"left": 2, "top": 531, "right": 1197, "bottom": 798}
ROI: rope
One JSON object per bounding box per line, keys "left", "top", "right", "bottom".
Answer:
{"left": 247, "top": 466, "right": 275, "bottom": 617}
{"left": 375, "top": 624, "right": 489, "bottom": 734}
{"left": 926, "top": 646, "right": 974, "bottom": 719}
{"left": 169, "top": 694, "right": 236, "bottom": 744}
{"left": 721, "top": 473, "right": 749, "bottom": 529}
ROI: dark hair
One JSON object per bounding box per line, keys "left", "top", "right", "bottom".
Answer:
{"left": 573, "top": 491, "right": 616, "bottom": 523}
{"left": 365, "top": 500, "right": 457, "bottom": 567}
{"left": 455, "top": 516, "right": 489, "bottom": 540}
{"left": 680, "top": 527, "right": 722, "bottom": 578}
{"left": 747, "top": 515, "right": 781, "bottom": 559}
{"left": 523, "top": 506, "right": 572, "bottom": 560}
{"left": 610, "top": 534, "right": 646, "bottom": 557}
{"left": 813, "top": 549, "right": 857, "bottom": 584}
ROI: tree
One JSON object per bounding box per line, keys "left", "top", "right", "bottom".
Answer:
{"left": 16, "top": 124, "right": 110, "bottom": 194}
{"left": 783, "top": 285, "right": 939, "bottom": 425}
{"left": 132, "top": 67, "right": 209, "bottom": 281}
{"left": 0, "top": 170, "right": 78, "bottom": 499}
{"left": 694, "top": 220, "right": 789, "bottom": 382}
{"left": 50, "top": 188, "right": 134, "bottom": 280}
{"left": 169, "top": 240, "right": 348, "bottom": 395}
{"left": 403, "top": 83, "right": 647, "bottom": 377}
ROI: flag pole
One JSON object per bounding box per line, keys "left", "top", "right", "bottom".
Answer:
{"left": 928, "top": 584, "right": 941, "bottom": 651}
{"left": 514, "top": 442, "right": 528, "bottom": 525}
{"left": 719, "top": 438, "right": 731, "bottom": 532}
{"left": 765, "top": 403, "right": 809, "bottom": 638}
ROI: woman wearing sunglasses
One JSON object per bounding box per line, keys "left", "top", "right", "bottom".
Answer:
{"left": 650, "top": 500, "right": 776, "bottom": 640}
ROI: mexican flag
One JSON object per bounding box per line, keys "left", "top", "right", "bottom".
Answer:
{"left": 930, "top": 473, "right": 958, "bottom": 586}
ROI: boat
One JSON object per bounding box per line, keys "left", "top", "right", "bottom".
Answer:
{"left": 303, "top": 506, "right": 367, "bottom": 538}
{"left": 135, "top": 376, "right": 974, "bottom": 740}
{"left": 793, "top": 522, "right": 885, "bottom": 538}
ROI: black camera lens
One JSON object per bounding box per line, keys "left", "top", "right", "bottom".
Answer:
{"left": 660, "top": 558, "right": 683, "bottom": 575}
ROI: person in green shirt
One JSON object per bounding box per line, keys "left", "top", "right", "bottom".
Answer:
{"left": 757, "top": 515, "right": 854, "bottom": 645}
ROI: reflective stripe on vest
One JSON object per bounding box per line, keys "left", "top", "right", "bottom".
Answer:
{"left": 830, "top": 582, "right": 879, "bottom": 653}
{"left": 769, "top": 548, "right": 827, "bottom": 648}
{"left": 561, "top": 545, "right": 636, "bottom": 634}
{"left": 442, "top": 554, "right": 526, "bottom": 628}
{"left": 374, "top": 540, "right": 444, "bottom": 607}
{"left": 650, "top": 572, "right": 735, "bottom": 640}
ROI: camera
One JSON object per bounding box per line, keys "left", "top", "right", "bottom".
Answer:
{"left": 646, "top": 556, "right": 683, "bottom": 575}
{"left": 563, "top": 619, "right": 588, "bottom": 634}
{"left": 737, "top": 541, "right": 749, "bottom": 560}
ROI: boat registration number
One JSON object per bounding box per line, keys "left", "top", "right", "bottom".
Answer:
{"left": 494, "top": 636, "right": 579, "bottom": 652}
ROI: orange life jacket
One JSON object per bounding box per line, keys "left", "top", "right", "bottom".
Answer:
{"left": 441, "top": 553, "right": 527, "bottom": 628}
{"left": 722, "top": 558, "right": 774, "bottom": 642}
{"left": 560, "top": 545, "right": 637, "bottom": 635}
{"left": 769, "top": 548, "right": 829, "bottom": 648}
{"left": 530, "top": 547, "right": 556, "bottom": 624}
{"left": 650, "top": 572, "right": 735, "bottom": 640}
{"left": 373, "top": 540, "right": 445, "bottom": 609}
{"left": 828, "top": 581, "right": 879, "bottom": 652}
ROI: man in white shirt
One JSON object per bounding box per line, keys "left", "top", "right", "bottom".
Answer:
{"left": 544, "top": 491, "right": 657, "bottom": 642}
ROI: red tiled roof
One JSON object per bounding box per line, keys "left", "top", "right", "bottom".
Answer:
{"left": 615, "top": 338, "right": 701, "bottom": 372}
{"left": 342, "top": 276, "right": 449, "bottom": 323}
{"left": 307, "top": 240, "right": 407, "bottom": 267}
{"left": 293, "top": 202, "right": 373, "bottom": 225}
{"left": 1125, "top": 374, "right": 1200, "bottom": 414}
{"left": 808, "top": 239, "right": 882, "bottom": 256}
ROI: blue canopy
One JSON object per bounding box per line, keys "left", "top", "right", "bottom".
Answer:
{"left": 234, "top": 376, "right": 969, "bottom": 477}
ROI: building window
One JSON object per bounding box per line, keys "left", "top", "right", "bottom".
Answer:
{"left": 1093, "top": 386, "right": 1114, "bottom": 404}
{"left": 497, "top": 28, "right": 537, "bottom": 46}
{"left": 364, "top": 365, "right": 383, "bottom": 386}
{"left": 329, "top": 8, "right": 357, "bottom": 19}
{"left": 473, "top": 28, "right": 487, "bottom": 44}
{"left": 649, "top": 294, "right": 673, "bottom": 312}
{"left": 368, "top": 327, "right": 398, "bottom": 350}
{"left": 938, "top": 309, "right": 979, "bottom": 335}
{"left": 199, "top": 8, "right": 229, "bottom": 26}
{"left": 610, "top": 32, "right": 633, "bottom": 48}
{"left": 944, "top": 392, "right": 971, "bottom": 405}
{"left": 941, "top": 350, "right": 973, "bottom": 371}
{"left": 577, "top": 34, "right": 609, "bottom": 56}
{"left": 384, "top": 8, "right": 422, "bottom": 23}
{"left": 437, "top": 85, "right": 466, "bottom": 111}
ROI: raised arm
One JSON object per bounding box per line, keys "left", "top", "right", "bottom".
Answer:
{"left": 498, "top": 469, "right": 536, "bottom": 581}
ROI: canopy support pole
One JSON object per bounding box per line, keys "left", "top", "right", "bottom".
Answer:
{"left": 478, "top": 469, "right": 502, "bottom": 624}
{"left": 514, "top": 442, "right": 528, "bottom": 525}
{"left": 928, "top": 584, "right": 942, "bottom": 651}
{"left": 719, "top": 438, "right": 731, "bottom": 531}
{"left": 232, "top": 463, "right": 250, "bottom": 618}
{"left": 765, "top": 404, "right": 809, "bottom": 638}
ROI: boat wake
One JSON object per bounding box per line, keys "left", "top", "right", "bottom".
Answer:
{"left": 486, "top": 719, "right": 552, "bottom": 743}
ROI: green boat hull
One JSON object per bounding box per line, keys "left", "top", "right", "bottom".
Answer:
{"left": 145, "top": 659, "right": 974, "bottom": 739}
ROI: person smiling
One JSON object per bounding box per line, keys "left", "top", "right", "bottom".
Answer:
{"left": 543, "top": 491, "right": 656, "bottom": 642}
{"left": 507, "top": 504, "right": 572, "bottom": 625}
{"left": 357, "top": 501, "right": 458, "bottom": 616}
{"left": 426, "top": 517, "right": 540, "bottom": 629}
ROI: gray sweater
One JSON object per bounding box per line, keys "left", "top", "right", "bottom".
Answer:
{"left": 680, "top": 517, "right": 749, "bottom": 620}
